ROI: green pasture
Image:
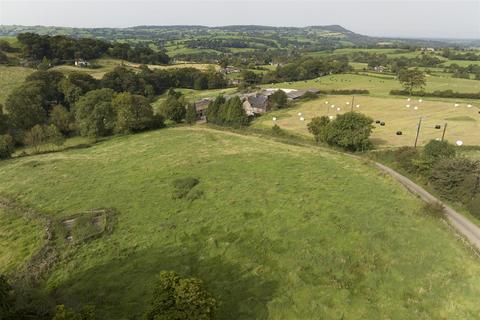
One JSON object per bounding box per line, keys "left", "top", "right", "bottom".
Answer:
{"left": 0, "top": 127, "right": 480, "bottom": 319}
{"left": 261, "top": 72, "right": 480, "bottom": 98}
{"left": 0, "top": 65, "right": 35, "bottom": 104}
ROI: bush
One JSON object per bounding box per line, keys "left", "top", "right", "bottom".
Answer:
{"left": 317, "top": 89, "right": 369, "bottom": 95}
{"left": 468, "top": 195, "right": 480, "bottom": 218}
{"left": 309, "top": 112, "right": 373, "bottom": 151}
{"left": 429, "top": 158, "right": 479, "bottom": 201}
{"left": 172, "top": 177, "right": 200, "bottom": 199}
{"left": 394, "top": 146, "right": 419, "bottom": 172}
{"left": 423, "top": 140, "right": 456, "bottom": 161}
{"left": 422, "top": 202, "right": 445, "bottom": 219}
{"left": 0, "top": 135, "right": 14, "bottom": 160}
{"left": 144, "top": 271, "right": 218, "bottom": 320}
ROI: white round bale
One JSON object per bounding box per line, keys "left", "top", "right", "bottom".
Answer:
{"left": 456, "top": 140, "right": 463, "bottom": 146}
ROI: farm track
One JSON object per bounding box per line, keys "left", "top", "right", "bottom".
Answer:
{"left": 374, "top": 162, "right": 480, "bottom": 252}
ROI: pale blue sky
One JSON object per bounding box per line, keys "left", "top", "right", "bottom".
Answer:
{"left": 0, "top": 0, "right": 479, "bottom": 39}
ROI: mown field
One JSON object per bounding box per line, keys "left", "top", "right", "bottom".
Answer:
{"left": 261, "top": 72, "right": 480, "bottom": 98}
{"left": 1, "top": 127, "right": 480, "bottom": 319}
{"left": 253, "top": 95, "right": 480, "bottom": 147}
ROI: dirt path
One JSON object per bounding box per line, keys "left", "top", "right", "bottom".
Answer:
{"left": 374, "top": 162, "right": 480, "bottom": 252}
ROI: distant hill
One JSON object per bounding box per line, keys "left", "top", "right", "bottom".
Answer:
{"left": 0, "top": 24, "right": 452, "bottom": 48}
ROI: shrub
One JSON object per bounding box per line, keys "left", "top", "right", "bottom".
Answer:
{"left": 394, "top": 146, "right": 419, "bottom": 172}
{"left": 0, "top": 135, "right": 14, "bottom": 160}
{"left": 423, "top": 140, "right": 456, "bottom": 161}
{"left": 429, "top": 158, "right": 479, "bottom": 201}
{"left": 468, "top": 195, "right": 480, "bottom": 218}
{"left": 144, "top": 271, "right": 218, "bottom": 320}
{"left": 422, "top": 202, "right": 445, "bottom": 219}
{"left": 312, "top": 112, "right": 374, "bottom": 151}
{"left": 307, "top": 116, "right": 330, "bottom": 143}
{"left": 172, "top": 177, "right": 200, "bottom": 199}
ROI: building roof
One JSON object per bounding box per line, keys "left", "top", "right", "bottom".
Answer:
{"left": 194, "top": 98, "right": 212, "bottom": 111}
{"left": 246, "top": 94, "right": 268, "bottom": 109}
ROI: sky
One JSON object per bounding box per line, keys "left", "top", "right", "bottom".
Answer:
{"left": 0, "top": 0, "right": 479, "bottom": 39}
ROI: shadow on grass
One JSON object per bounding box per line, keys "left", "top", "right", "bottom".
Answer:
{"left": 51, "top": 246, "right": 278, "bottom": 320}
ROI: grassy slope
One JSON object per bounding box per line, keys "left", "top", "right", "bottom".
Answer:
{"left": 0, "top": 65, "right": 35, "bottom": 104}
{"left": 0, "top": 127, "right": 479, "bottom": 319}
{"left": 0, "top": 207, "right": 46, "bottom": 274}
{"left": 252, "top": 95, "right": 480, "bottom": 147}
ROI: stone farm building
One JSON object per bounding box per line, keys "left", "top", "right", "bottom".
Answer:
{"left": 193, "top": 88, "right": 319, "bottom": 119}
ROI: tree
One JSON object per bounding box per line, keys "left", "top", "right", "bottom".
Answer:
{"left": 45, "top": 124, "right": 65, "bottom": 148}
{"left": 0, "top": 135, "right": 14, "bottom": 160}
{"left": 185, "top": 103, "right": 197, "bottom": 125}
{"left": 74, "top": 88, "right": 116, "bottom": 137}
{"left": 398, "top": 68, "right": 426, "bottom": 93}
{"left": 240, "top": 70, "right": 260, "bottom": 86}
{"left": 223, "top": 96, "right": 248, "bottom": 126}
{"left": 311, "top": 112, "right": 374, "bottom": 151}
{"left": 0, "top": 105, "right": 8, "bottom": 134}
{"left": 160, "top": 91, "right": 186, "bottom": 123}
{"left": 268, "top": 90, "right": 288, "bottom": 110}
{"left": 0, "top": 275, "right": 13, "bottom": 318}
{"left": 143, "top": 271, "right": 218, "bottom": 320}
{"left": 307, "top": 116, "right": 331, "bottom": 143}
{"left": 429, "top": 157, "right": 479, "bottom": 202}
{"left": 423, "top": 139, "right": 456, "bottom": 162}
{"left": 59, "top": 72, "right": 98, "bottom": 107}
{"left": 52, "top": 304, "right": 96, "bottom": 320}
{"left": 206, "top": 95, "right": 225, "bottom": 124}
{"left": 24, "top": 125, "right": 48, "bottom": 152}
{"left": 112, "top": 92, "right": 155, "bottom": 133}
{"left": 5, "top": 82, "right": 48, "bottom": 131}
{"left": 50, "top": 105, "right": 73, "bottom": 134}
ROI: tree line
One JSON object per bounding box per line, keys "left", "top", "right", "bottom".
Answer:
{"left": 0, "top": 64, "right": 228, "bottom": 159}
{"left": 5, "top": 33, "right": 170, "bottom": 66}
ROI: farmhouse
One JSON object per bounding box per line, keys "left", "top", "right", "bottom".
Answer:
{"left": 373, "top": 65, "right": 386, "bottom": 73}
{"left": 74, "top": 58, "right": 90, "bottom": 67}
{"left": 242, "top": 93, "right": 269, "bottom": 115}
{"left": 222, "top": 66, "right": 241, "bottom": 74}
{"left": 194, "top": 98, "right": 212, "bottom": 120}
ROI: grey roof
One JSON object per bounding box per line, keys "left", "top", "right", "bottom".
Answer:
{"left": 246, "top": 94, "right": 268, "bottom": 108}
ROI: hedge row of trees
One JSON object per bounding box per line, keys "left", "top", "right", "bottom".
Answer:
{"left": 205, "top": 95, "right": 249, "bottom": 126}
{"left": 392, "top": 140, "right": 480, "bottom": 218}
{"left": 15, "top": 33, "right": 170, "bottom": 65}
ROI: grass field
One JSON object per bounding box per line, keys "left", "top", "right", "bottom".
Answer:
{"left": 261, "top": 72, "right": 480, "bottom": 99}
{"left": 0, "top": 206, "right": 46, "bottom": 274}
{"left": 1, "top": 127, "right": 480, "bottom": 319}
{"left": 0, "top": 65, "right": 35, "bottom": 104}
{"left": 253, "top": 95, "right": 480, "bottom": 147}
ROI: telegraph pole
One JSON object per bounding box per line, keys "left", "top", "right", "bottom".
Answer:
{"left": 441, "top": 122, "right": 448, "bottom": 141}
{"left": 351, "top": 96, "right": 355, "bottom": 112}
{"left": 414, "top": 117, "right": 422, "bottom": 148}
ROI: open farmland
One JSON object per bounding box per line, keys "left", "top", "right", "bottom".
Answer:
{"left": 1, "top": 127, "right": 480, "bottom": 319}
{"left": 261, "top": 73, "right": 480, "bottom": 98}
{"left": 253, "top": 95, "right": 480, "bottom": 147}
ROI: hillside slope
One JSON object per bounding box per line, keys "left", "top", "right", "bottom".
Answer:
{"left": 0, "top": 127, "right": 479, "bottom": 319}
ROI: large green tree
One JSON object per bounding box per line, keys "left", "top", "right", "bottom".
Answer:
{"left": 112, "top": 92, "right": 155, "bottom": 133}
{"left": 74, "top": 88, "right": 116, "bottom": 137}
{"left": 398, "top": 68, "right": 426, "bottom": 93}
{"left": 185, "top": 103, "right": 197, "bottom": 125}
{"left": 5, "top": 81, "right": 48, "bottom": 131}
{"left": 160, "top": 91, "right": 186, "bottom": 123}
{"left": 309, "top": 112, "right": 374, "bottom": 151}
